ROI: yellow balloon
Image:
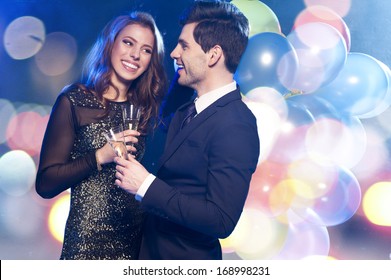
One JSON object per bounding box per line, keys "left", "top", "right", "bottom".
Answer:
{"left": 232, "top": 0, "right": 281, "bottom": 37}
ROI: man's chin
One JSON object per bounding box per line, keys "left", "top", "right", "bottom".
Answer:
{"left": 177, "top": 75, "right": 187, "bottom": 86}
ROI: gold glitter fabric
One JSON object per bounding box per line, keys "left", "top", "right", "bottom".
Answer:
{"left": 37, "top": 87, "right": 145, "bottom": 259}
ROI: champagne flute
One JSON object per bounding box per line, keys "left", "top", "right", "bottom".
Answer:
{"left": 122, "top": 104, "right": 141, "bottom": 154}
{"left": 104, "top": 125, "right": 128, "bottom": 159}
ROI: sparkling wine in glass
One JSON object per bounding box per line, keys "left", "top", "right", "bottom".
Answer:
{"left": 124, "top": 118, "right": 139, "bottom": 131}
{"left": 104, "top": 125, "right": 128, "bottom": 159}
{"left": 122, "top": 104, "right": 141, "bottom": 131}
{"left": 109, "top": 140, "right": 127, "bottom": 159}
{"left": 122, "top": 104, "right": 141, "bottom": 155}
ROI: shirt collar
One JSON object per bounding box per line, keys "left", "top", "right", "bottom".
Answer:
{"left": 195, "top": 82, "right": 237, "bottom": 114}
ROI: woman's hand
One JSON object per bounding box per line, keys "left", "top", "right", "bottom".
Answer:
{"left": 96, "top": 129, "right": 141, "bottom": 165}
{"left": 123, "top": 129, "right": 140, "bottom": 155}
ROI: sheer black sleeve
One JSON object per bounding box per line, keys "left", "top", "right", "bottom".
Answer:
{"left": 35, "top": 94, "right": 97, "bottom": 199}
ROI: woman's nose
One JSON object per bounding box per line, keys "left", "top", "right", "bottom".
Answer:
{"left": 130, "top": 48, "right": 140, "bottom": 59}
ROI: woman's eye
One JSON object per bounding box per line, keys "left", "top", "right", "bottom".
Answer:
{"left": 142, "top": 48, "right": 152, "bottom": 54}
{"left": 123, "top": 39, "right": 133, "bottom": 46}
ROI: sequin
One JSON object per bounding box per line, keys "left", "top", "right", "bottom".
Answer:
{"left": 60, "top": 89, "right": 145, "bottom": 260}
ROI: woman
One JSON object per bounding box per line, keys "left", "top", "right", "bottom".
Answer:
{"left": 35, "top": 11, "right": 167, "bottom": 259}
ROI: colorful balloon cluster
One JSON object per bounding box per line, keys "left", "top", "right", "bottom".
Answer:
{"left": 222, "top": 0, "right": 391, "bottom": 259}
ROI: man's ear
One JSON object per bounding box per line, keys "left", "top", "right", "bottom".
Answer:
{"left": 208, "top": 45, "right": 223, "bottom": 67}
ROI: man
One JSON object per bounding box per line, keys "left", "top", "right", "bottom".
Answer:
{"left": 115, "top": 0, "right": 260, "bottom": 260}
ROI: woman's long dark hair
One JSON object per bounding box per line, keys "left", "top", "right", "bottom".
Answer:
{"left": 81, "top": 11, "right": 167, "bottom": 133}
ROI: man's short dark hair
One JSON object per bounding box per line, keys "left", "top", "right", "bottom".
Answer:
{"left": 179, "top": 0, "right": 249, "bottom": 73}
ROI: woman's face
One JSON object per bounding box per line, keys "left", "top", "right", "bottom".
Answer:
{"left": 110, "top": 23, "right": 155, "bottom": 89}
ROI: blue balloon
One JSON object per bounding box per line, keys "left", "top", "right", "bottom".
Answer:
{"left": 235, "top": 32, "right": 299, "bottom": 95}
{"left": 314, "top": 52, "right": 389, "bottom": 116}
{"left": 286, "top": 94, "right": 341, "bottom": 120}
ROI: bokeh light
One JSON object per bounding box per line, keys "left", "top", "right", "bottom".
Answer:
{"left": 275, "top": 210, "right": 330, "bottom": 259}
{"left": 351, "top": 126, "right": 390, "bottom": 186}
{"left": 34, "top": 32, "right": 78, "bottom": 76}
{"left": 245, "top": 101, "right": 283, "bottom": 162}
{"left": 0, "top": 194, "right": 44, "bottom": 239}
{"left": 0, "top": 99, "right": 16, "bottom": 144}
{"left": 363, "top": 182, "right": 391, "bottom": 226}
{"left": 287, "top": 22, "right": 347, "bottom": 93}
{"left": 3, "top": 16, "right": 45, "bottom": 60}
{"left": 287, "top": 158, "right": 338, "bottom": 199}
{"left": 6, "top": 110, "right": 49, "bottom": 156}
{"left": 0, "top": 150, "right": 36, "bottom": 197}
{"left": 291, "top": 165, "right": 361, "bottom": 226}
{"left": 305, "top": 116, "right": 367, "bottom": 168}
{"left": 224, "top": 208, "right": 289, "bottom": 260}
{"left": 245, "top": 161, "right": 292, "bottom": 216}
{"left": 48, "top": 193, "right": 70, "bottom": 243}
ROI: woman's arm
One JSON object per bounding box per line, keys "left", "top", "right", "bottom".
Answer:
{"left": 35, "top": 94, "right": 97, "bottom": 199}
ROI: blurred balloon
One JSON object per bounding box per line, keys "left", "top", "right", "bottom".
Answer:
{"left": 291, "top": 165, "right": 361, "bottom": 226}
{"left": 314, "top": 52, "right": 389, "bottom": 116}
{"left": 274, "top": 210, "right": 330, "bottom": 259}
{"left": 287, "top": 22, "right": 347, "bottom": 93}
{"left": 293, "top": 5, "right": 351, "bottom": 51}
{"left": 357, "top": 60, "right": 391, "bottom": 118}
{"left": 286, "top": 93, "right": 340, "bottom": 120}
{"left": 245, "top": 87, "right": 288, "bottom": 119}
{"left": 235, "top": 32, "right": 299, "bottom": 94}
{"left": 231, "top": 0, "right": 281, "bottom": 37}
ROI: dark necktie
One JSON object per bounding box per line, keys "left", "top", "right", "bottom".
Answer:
{"left": 181, "top": 102, "right": 197, "bottom": 129}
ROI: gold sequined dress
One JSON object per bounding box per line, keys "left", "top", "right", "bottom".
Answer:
{"left": 36, "top": 87, "right": 145, "bottom": 259}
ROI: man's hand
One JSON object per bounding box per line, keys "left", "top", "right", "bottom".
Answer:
{"left": 114, "top": 156, "right": 150, "bottom": 195}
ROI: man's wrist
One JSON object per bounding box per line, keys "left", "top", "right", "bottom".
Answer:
{"left": 135, "top": 173, "right": 156, "bottom": 201}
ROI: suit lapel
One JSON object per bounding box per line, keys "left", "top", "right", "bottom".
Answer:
{"left": 156, "top": 89, "right": 242, "bottom": 171}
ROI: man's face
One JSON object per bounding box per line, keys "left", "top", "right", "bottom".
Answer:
{"left": 170, "top": 23, "right": 209, "bottom": 91}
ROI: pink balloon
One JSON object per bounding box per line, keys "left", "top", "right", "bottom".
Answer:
{"left": 293, "top": 5, "right": 351, "bottom": 51}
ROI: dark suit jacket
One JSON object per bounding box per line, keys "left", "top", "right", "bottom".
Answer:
{"left": 139, "top": 87, "right": 260, "bottom": 260}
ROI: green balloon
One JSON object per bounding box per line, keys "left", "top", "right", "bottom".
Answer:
{"left": 232, "top": 0, "right": 281, "bottom": 37}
